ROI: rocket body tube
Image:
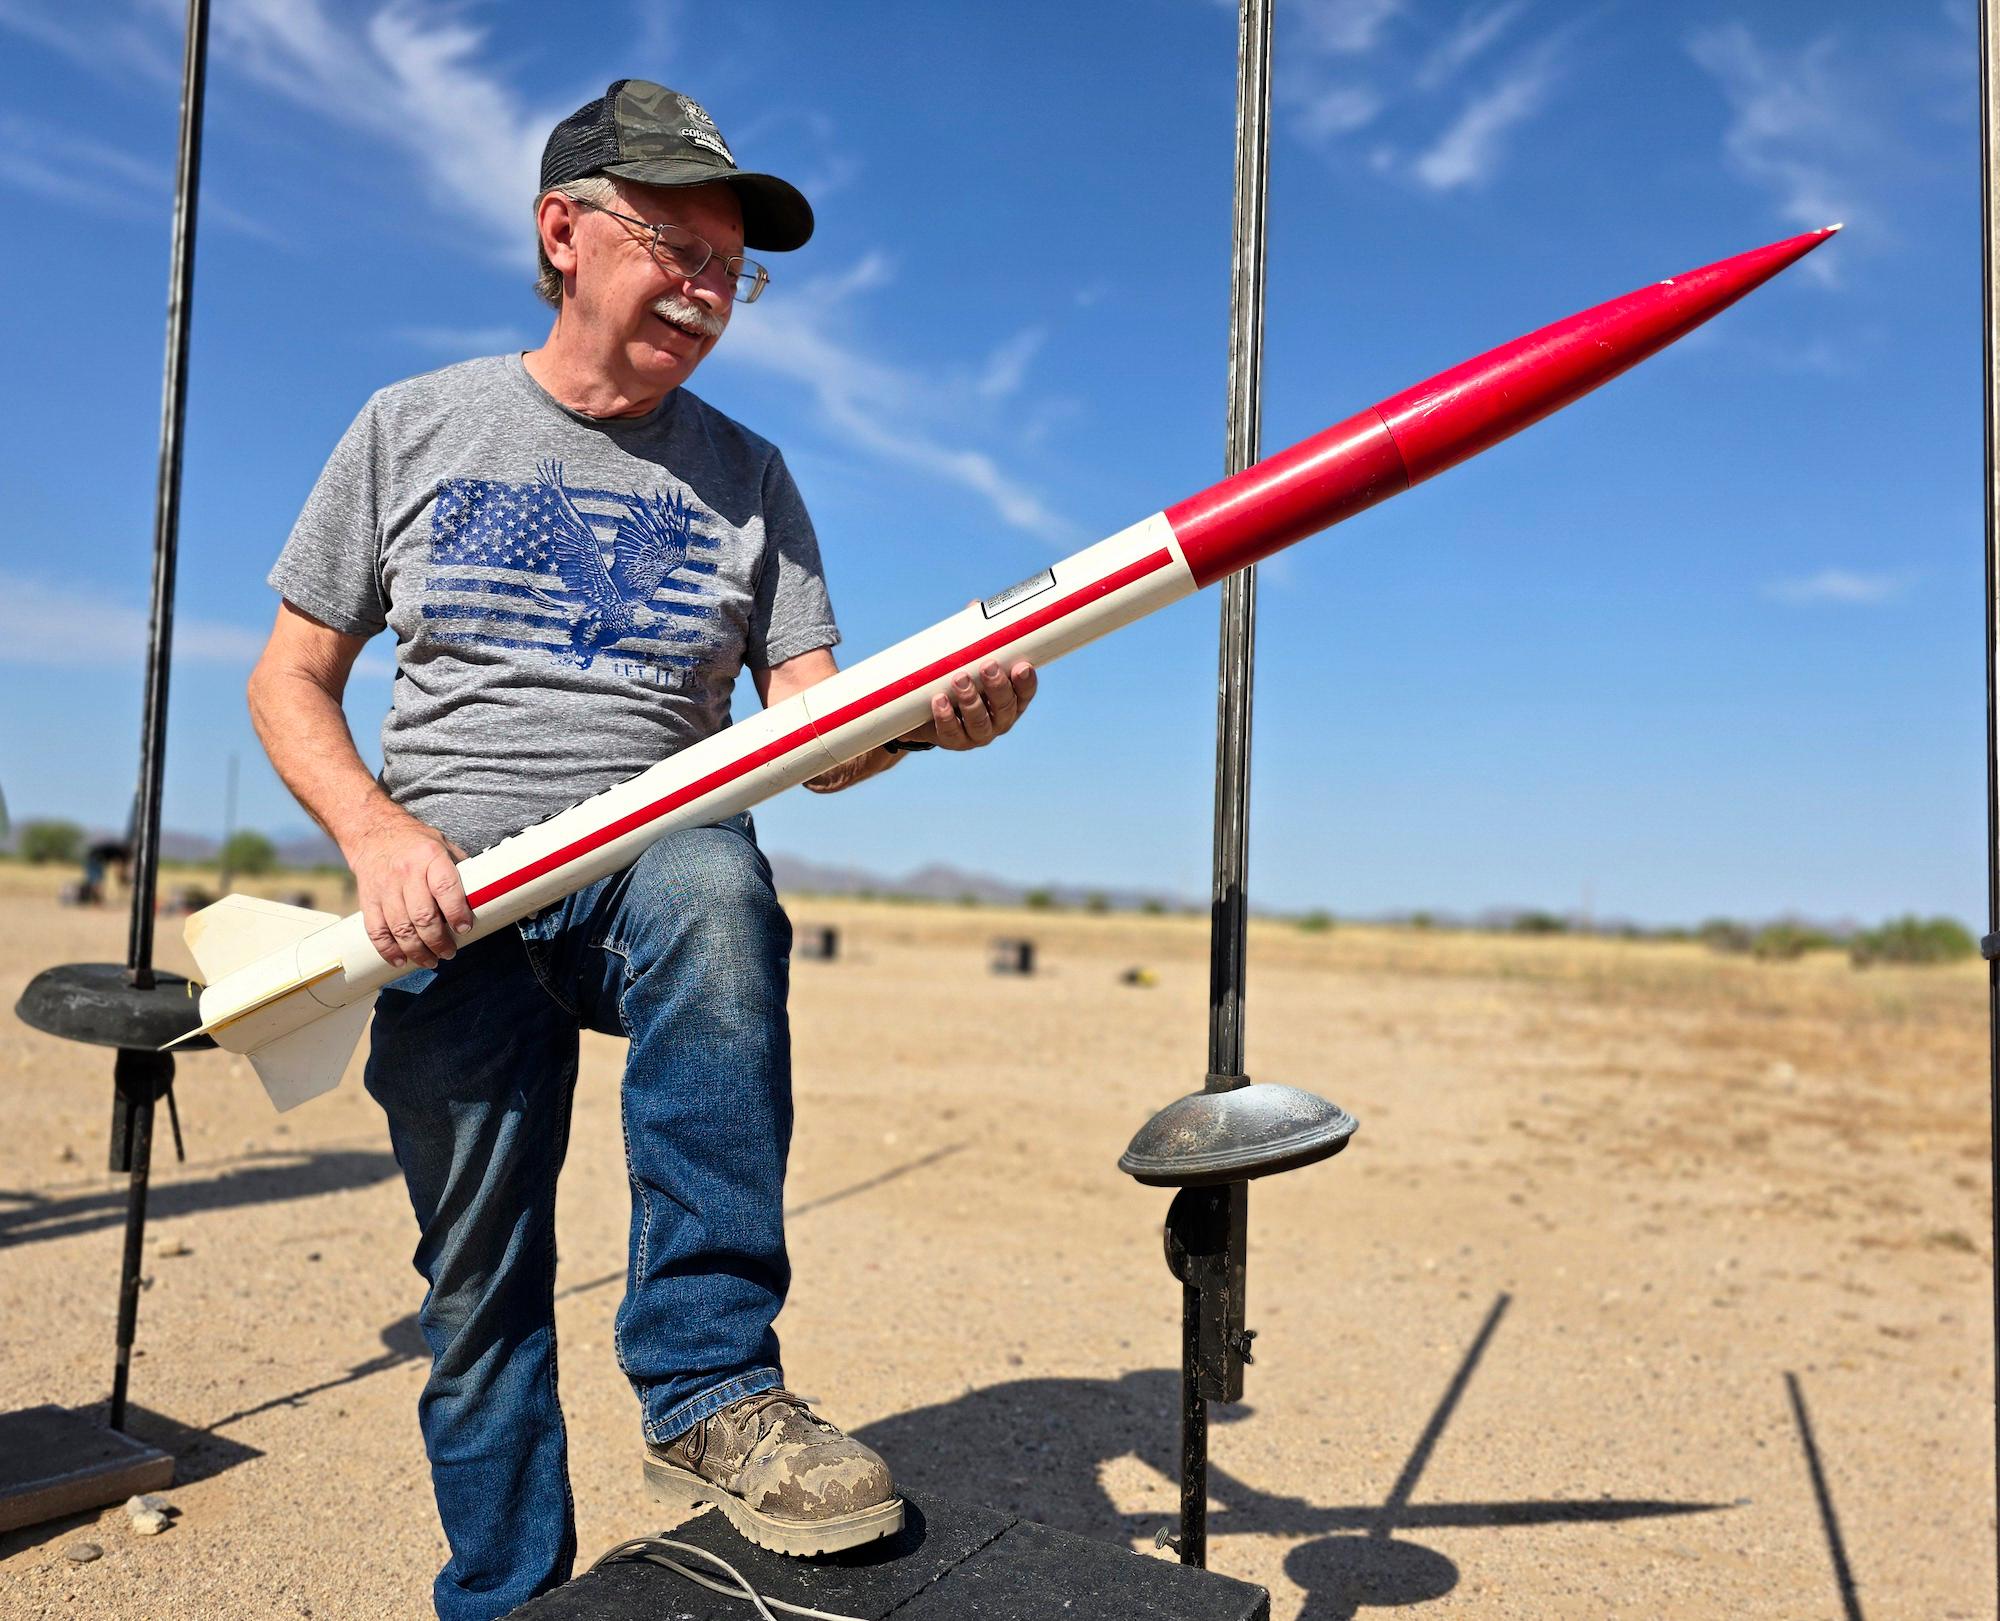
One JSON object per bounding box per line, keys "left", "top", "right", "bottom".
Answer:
{"left": 176, "top": 226, "right": 1837, "bottom": 1109}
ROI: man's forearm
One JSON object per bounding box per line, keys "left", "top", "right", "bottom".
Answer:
{"left": 247, "top": 666, "right": 406, "bottom": 852}
{"left": 803, "top": 744, "right": 902, "bottom": 794}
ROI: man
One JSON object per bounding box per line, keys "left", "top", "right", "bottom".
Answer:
{"left": 247, "top": 80, "right": 1036, "bottom": 1620}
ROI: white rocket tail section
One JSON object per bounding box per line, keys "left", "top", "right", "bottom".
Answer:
{"left": 246, "top": 997, "right": 374, "bottom": 1112}
{"left": 185, "top": 894, "right": 342, "bottom": 981}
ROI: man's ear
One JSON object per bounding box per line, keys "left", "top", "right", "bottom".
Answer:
{"left": 539, "top": 193, "right": 581, "bottom": 280}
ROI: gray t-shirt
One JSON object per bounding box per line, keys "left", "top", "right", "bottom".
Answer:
{"left": 271, "top": 355, "right": 839, "bottom": 855}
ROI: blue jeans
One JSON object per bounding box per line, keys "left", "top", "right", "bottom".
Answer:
{"left": 364, "top": 814, "right": 794, "bottom": 1621}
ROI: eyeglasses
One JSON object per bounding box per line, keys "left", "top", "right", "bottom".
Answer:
{"left": 573, "top": 197, "right": 771, "bottom": 303}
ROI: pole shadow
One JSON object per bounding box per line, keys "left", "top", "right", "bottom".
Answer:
{"left": 1785, "top": 1371, "right": 1867, "bottom": 1621}
{"left": 857, "top": 1293, "right": 1734, "bottom": 1620}
{"left": 0, "top": 1148, "right": 402, "bottom": 1250}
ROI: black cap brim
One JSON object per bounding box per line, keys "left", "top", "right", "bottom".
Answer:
{"left": 601, "top": 159, "right": 814, "bottom": 252}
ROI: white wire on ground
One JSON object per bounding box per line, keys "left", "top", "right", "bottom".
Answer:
{"left": 591, "top": 1536, "right": 870, "bottom": 1621}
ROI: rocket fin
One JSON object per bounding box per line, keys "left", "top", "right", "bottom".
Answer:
{"left": 184, "top": 894, "right": 342, "bottom": 984}
{"left": 245, "top": 997, "right": 373, "bottom": 1112}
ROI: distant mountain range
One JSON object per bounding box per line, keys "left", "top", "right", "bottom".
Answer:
{"left": 7, "top": 823, "right": 1201, "bottom": 914}
{"left": 3, "top": 823, "right": 1889, "bottom": 935}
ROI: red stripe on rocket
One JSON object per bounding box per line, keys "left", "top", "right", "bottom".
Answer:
{"left": 173, "top": 226, "right": 1838, "bottom": 1110}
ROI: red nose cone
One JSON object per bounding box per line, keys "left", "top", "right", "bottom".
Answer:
{"left": 1167, "top": 226, "right": 1839, "bottom": 588}
{"left": 1373, "top": 225, "right": 1840, "bottom": 484}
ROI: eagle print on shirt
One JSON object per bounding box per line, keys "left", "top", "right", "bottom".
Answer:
{"left": 422, "top": 462, "right": 721, "bottom": 679}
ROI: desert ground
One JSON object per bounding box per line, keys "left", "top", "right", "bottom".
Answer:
{"left": 0, "top": 863, "right": 1992, "bottom": 1619}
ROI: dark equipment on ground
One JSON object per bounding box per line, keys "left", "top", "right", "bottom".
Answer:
{"left": 503, "top": 1494, "right": 1269, "bottom": 1620}
{"left": 989, "top": 938, "right": 1036, "bottom": 976}
{"left": 796, "top": 924, "right": 840, "bottom": 962}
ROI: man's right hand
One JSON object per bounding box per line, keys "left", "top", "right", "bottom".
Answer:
{"left": 344, "top": 805, "right": 475, "bottom": 970}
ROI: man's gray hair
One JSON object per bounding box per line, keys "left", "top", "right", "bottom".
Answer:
{"left": 533, "top": 175, "right": 621, "bottom": 308}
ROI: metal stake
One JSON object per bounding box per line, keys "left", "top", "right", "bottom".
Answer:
{"left": 1976, "top": 2, "right": 2000, "bottom": 1609}
{"left": 1179, "top": 0, "right": 1273, "bottom": 1571}
{"left": 126, "top": 0, "right": 209, "bottom": 991}
{"left": 108, "top": 0, "right": 207, "bottom": 1430}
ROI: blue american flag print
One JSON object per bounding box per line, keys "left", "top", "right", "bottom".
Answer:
{"left": 423, "top": 459, "right": 721, "bottom": 680}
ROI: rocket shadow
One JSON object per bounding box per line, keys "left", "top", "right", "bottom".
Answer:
{"left": 0, "top": 1148, "right": 401, "bottom": 1250}
{"left": 855, "top": 1295, "right": 1733, "bottom": 1620}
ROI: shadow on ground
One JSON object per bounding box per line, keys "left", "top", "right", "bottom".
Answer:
{"left": 0, "top": 1403, "right": 261, "bottom": 1560}
{"left": 856, "top": 1296, "right": 1735, "bottom": 1620}
{"left": 0, "top": 1149, "right": 401, "bottom": 1249}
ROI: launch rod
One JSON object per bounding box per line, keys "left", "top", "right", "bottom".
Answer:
{"left": 175, "top": 225, "right": 1839, "bottom": 1111}
{"left": 1978, "top": 0, "right": 2000, "bottom": 1606}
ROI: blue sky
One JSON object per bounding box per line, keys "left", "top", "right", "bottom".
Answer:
{"left": 0, "top": 0, "right": 1980, "bottom": 926}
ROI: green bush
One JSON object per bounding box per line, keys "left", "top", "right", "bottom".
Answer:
{"left": 1752, "top": 922, "right": 1833, "bottom": 961}
{"left": 1850, "top": 915, "right": 1976, "bottom": 968}
{"left": 1083, "top": 892, "right": 1110, "bottom": 915}
{"left": 221, "top": 830, "right": 279, "bottom": 877}
{"left": 1698, "top": 918, "right": 1753, "bottom": 954}
{"left": 1297, "top": 909, "right": 1335, "bottom": 933}
{"left": 1511, "top": 910, "right": 1568, "bottom": 935}
{"left": 1024, "top": 888, "right": 1054, "bottom": 911}
{"left": 18, "top": 819, "right": 83, "bottom": 864}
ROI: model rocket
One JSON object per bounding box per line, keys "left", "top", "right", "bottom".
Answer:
{"left": 175, "top": 226, "right": 1838, "bottom": 1110}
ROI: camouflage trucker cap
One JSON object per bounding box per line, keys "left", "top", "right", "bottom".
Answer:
{"left": 540, "top": 79, "right": 813, "bottom": 253}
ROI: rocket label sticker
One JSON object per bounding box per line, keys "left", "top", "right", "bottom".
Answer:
{"left": 422, "top": 461, "right": 721, "bottom": 678}
{"left": 982, "top": 568, "right": 1057, "bottom": 619}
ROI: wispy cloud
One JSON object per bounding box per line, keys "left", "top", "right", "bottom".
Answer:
{"left": 1416, "top": 0, "right": 1530, "bottom": 91}
{"left": 0, "top": 571, "right": 392, "bottom": 676}
{"left": 0, "top": 0, "right": 1069, "bottom": 538}
{"left": 0, "top": 111, "right": 284, "bottom": 242}
{"left": 1275, "top": 0, "right": 1570, "bottom": 195}
{"left": 975, "top": 327, "right": 1047, "bottom": 402}
{"left": 717, "top": 260, "right": 1072, "bottom": 540}
{"left": 1293, "top": 0, "right": 1405, "bottom": 56}
{"left": 1410, "top": 39, "right": 1561, "bottom": 191}
{"left": 1687, "top": 23, "right": 1861, "bottom": 246}
{"left": 0, "top": 0, "right": 179, "bottom": 86}
{"left": 391, "top": 323, "right": 536, "bottom": 356}
{"left": 1765, "top": 568, "right": 1910, "bottom": 606}
{"left": 192, "top": 0, "right": 554, "bottom": 262}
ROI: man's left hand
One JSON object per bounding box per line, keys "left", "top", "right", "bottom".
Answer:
{"left": 910, "top": 658, "right": 1038, "bottom": 749}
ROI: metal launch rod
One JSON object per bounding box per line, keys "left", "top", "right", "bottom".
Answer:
{"left": 1975, "top": 1, "right": 2000, "bottom": 1607}
{"left": 1177, "top": 0, "right": 1274, "bottom": 1571}
{"left": 109, "top": 0, "right": 208, "bottom": 1434}
{"left": 127, "top": 0, "right": 208, "bottom": 991}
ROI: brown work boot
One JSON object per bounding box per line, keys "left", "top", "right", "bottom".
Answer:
{"left": 643, "top": 1388, "right": 904, "bottom": 1557}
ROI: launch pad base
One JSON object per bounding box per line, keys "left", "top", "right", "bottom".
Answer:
{"left": 504, "top": 1491, "right": 1268, "bottom": 1620}
{"left": 0, "top": 1405, "right": 173, "bottom": 1534}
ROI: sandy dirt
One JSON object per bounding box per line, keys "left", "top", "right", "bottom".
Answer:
{"left": 0, "top": 865, "right": 1992, "bottom": 1619}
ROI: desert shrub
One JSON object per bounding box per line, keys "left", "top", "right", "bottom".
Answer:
{"left": 1752, "top": 922, "right": 1833, "bottom": 961}
{"left": 1083, "top": 892, "right": 1110, "bottom": 915}
{"left": 221, "top": 830, "right": 278, "bottom": 877}
{"left": 1024, "top": 888, "right": 1054, "bottom": 911}
{"left": 1408, "top": 911, "right": 1435, "bottom": 930}
{"left": 1850, "top": 915, "right": 1976, "bottom": 968}
{"left": 1511, "top": 910, "right": 1568, "bottom": 935}
{"left": 1139, "top": 899, "right": 1166, "bottom": 916}
{"left": 1297, "top": 910, "right": 1334, "bottom": 933}
{"left": 18, "top": 819, "right": 83, "bottom": 864}
{"left": 1698, "top": 918, "right": 1753, "bottom": 954}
